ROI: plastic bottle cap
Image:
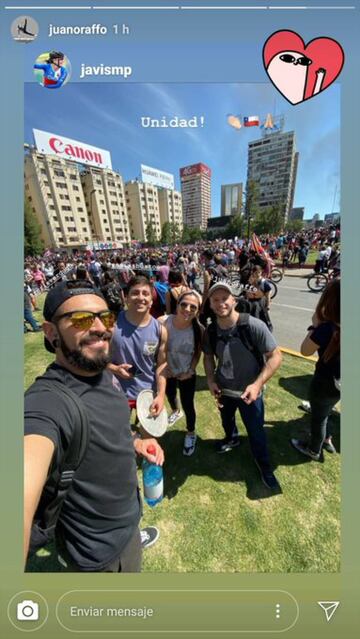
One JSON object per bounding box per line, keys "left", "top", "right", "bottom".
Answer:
{"left": 147, "top": 445, "right": 156, "bottom": 455}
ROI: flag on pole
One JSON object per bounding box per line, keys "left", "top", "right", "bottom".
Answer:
{"left": 251, "top": 233, "right": 274, "bottom": 274}
{"left": 243, "top": 115, "right": 259, "bottom": 127}
{"left": 251, "top": 233, "right": 265, "bottom": 255}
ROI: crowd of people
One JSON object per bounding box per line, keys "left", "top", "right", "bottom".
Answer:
{"left": 24, "top": 224, "right": 341, "bottom": 573}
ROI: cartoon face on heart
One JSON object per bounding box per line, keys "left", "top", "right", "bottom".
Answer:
{"left": 263, "top": 30, "right": 344, "bottom": 105}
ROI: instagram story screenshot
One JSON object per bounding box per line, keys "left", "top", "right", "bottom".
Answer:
{"left": 0, "top": 1, "right": 359, "bottom": 638}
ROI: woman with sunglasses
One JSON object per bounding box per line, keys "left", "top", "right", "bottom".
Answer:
{"left": 159, "top": 290, "right": 204, "bottom": 456}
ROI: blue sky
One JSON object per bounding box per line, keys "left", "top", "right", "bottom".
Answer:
{"left": 24, "top": 82, "right": 340, "bottom": 219}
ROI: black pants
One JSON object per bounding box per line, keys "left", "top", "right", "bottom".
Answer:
{"left": 309, "top": 373, "right": 340, "bottom": 454}
{"left": 166, "top": 375, "right": 197, "bottom": 432}
{"left": 56, "top": 526, "right": 142, "bottom": 573}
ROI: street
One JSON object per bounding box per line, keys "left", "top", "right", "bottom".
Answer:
{"left": 271, "top": 275, "right": 319, "bottom": 351}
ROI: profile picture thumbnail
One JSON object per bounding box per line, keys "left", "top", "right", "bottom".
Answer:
{"left": 11, "top": 16, "right": 39, "bottom": 43}
{"left": 33, "top": 51, "right": 71, "bottom": 89}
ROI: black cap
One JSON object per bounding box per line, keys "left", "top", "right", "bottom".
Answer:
{"left": 43, "top": 280, "right": 105, "bottom": 353}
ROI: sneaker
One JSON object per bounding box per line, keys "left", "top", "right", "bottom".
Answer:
{"left": 140, "top": 526, "right": 159, "bottom": 549}
{"left": 168, "top": 410, "right": 184, "bottom": 426}
{"left": 300, "top": 400, "right": 311, "bottom": 413}
{"left": 254, "top": 459, "right": 281, "bottom": 490}
{"left": 290, "top": 438, "right": 320, "bottom": 461}
{"left": 215, "top": 436, "right": 241, "bottom": 453}
{"left": 183, "top": 432, "right": 197, "bottom": 456}
{"left": 322, "top": 438, "right": 336, "bottom": 454}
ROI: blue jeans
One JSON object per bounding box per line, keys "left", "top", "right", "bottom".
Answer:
{"left": 219, "top": 393, "right": 271, "bottom": 471}
{"left": 24, "top": 307, "right": 40, "bottom": 332}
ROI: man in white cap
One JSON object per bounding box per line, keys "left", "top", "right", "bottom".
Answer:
{"left": 203, "top": 282, "right": 282, "bottom": 490}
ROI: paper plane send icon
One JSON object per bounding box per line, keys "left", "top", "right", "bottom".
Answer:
{"left": 318, "top": 601, "right": 340, "bottom": 622}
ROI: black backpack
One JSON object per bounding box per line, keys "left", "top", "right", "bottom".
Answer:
{"left": 26, "top": 378, "right": 90, "bottom": 555}
{"left": 207, "top": 313, "right": 265, "bottom": 372}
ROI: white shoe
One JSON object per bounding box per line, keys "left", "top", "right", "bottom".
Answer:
{"left": 168, "top": 410, "right": 184, "bottom": 426}
{"left": 301, "top": 400, "right": 339, "bottom": 416}
{"left": 301, "top": 400, "right": 311, "bottom": 413}
{"left": 183, "top": 432, "right": 197, "bottom": 456}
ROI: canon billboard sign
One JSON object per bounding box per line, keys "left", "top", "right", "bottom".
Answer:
{"left": 33, "top": 129, "right": 112, "bottom": 169}
{"left": 180, "top": 162, "right": 211, "bottom": 178}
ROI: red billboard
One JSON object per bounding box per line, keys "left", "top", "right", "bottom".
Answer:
{"left": 180, "top": 163, "right": 211, "bottom": 178}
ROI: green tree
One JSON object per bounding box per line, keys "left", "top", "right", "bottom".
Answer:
{"left": 225, "top": 214, "right": 243, "bottom": 239}
{"left": 181, "top": 225, "right": 203, "bottom": 244}
{"left": 244, "top": 180, "right": 261, "bottom": 238}
{"left": 160, "top": 221, "right": 172, "bottom": 244}
{"left": 24, "top": 198, "right": 44, "bottom": 256}
{"left": 285, "top": 219, "right": 303, "bottom": 233}
{"left": 171, "top": 222, "right": 181, "bottom": 244}
{"left": 252, "top": 203, "right": 285, "bottom": 235}
{"left": 181, "top": 225, "right": 191, "bottom": 244}
{"left": 245, "top": 180, "right": 261, "bottom": 219}
{"left": 145, "top": 220, "right": 158, "bottom": 246}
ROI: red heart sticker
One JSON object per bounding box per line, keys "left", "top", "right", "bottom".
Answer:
{"left": 263, "top": 30, "right": 344, "bottom": 105}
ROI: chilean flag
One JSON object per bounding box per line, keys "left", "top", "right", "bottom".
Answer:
{"left": 243, "top": 115, "right": 259, "bottom": 127}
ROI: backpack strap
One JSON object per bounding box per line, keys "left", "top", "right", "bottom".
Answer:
{"left": 27, "top": 377, "right": 90, "bottom": 554}
{"left": 207, "top": 314, "right": 265, "bottom": 372}
{"left": 27, "top": 378, "right": 90, "bottom": 486}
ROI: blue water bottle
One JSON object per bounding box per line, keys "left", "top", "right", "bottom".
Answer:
{"left": 142, "top": 445, "right": 163, "bottom": 507}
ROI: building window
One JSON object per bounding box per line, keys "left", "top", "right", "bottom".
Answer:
{"left": 76, "top": 196, "right": 81, "bottom": 202}
{"left": 54, "top": 170, "right": 65, "bottom": 177}
{"left": 49, "top": 205, "right": 55, "bottom": 210}
{"left": 61, "top": 205, "right": 71, "bottom": 211}
{"left": 72, "top": 185, "right": 79, "bottom": 191}
{"left": 77, "top": 207, "right": 84, "bottom": 212}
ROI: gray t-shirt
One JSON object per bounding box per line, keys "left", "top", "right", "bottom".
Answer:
{"left": 165, "top": 315, "right": 194, "bottom": 376}
{"left": 203, "top": 316, "right": 277, "bottom": 391}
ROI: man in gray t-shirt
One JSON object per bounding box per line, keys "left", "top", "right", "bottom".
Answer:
{"left": 203, "top": 283, "right": 282, "bottom": 491}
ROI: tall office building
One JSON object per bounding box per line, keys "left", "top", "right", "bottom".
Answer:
{"left": 81, "top": 167, "right": 131, "bottom": 246}
{"left": 24, "top": 130, "right": 131, "bottom": 249}
{"left": 25, "top": 146, "right": 92, "bottom": 250}
{"left": 246, "top": 130, "right": 298, "bottom": 221}
{"left": 221, "top": 183, "right": 243, "bottom": 217}
{"left": 158, "top": 189, "right": 183, "bottom": 231}
{"left": 180, "top": 162, "right": 211, "bottom": 230}
{"left": 289, "top": 207, "right": 304, "bottom": 221}
{"left": 125, "top": 180, "right": 163, "bottom": 242}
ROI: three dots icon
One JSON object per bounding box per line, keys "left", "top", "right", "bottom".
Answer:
{"left": 275, "top": 604, "right": 281, "bottom": 619}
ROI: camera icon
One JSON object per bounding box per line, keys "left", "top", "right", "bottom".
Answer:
{"left": 16, "top": 600, "right": 39, "bottom": 621}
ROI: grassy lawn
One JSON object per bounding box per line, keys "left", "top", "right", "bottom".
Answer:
{"left": 25, "top": 305, "right": 340, "bottom": 574}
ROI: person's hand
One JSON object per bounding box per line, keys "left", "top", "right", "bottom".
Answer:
{"left": 112, "top": 363, "right": 134, "bottom": 379}
{"left": 149, "top": 394, "right": 164, "bottom": 416}
{"left": 177, "top": 370, "right": 195, "bottom": 380}
{"left": 134, "top": 437, "right": 164, "bottom": 466}
{"left": 208, "top": 382, "right": 223, "bottom": 408}
{"left": 241, "top": 382, "right": 261, "bottom": 405}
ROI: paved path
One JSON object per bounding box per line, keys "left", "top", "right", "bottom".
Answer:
{"left": 195, "top": 269, "right": 319, "bottom": 352}
{"left": 271, "top": 275, "right": 319, "bottom": 351}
